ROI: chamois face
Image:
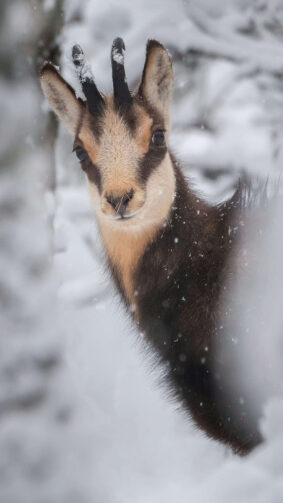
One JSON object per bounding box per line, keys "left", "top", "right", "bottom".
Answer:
{"left": 40, "top": 39, "right": 175, "bottom": 232}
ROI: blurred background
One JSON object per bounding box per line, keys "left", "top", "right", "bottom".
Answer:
{"left": 1, "top": 0, "right": 283, "bottom": 501}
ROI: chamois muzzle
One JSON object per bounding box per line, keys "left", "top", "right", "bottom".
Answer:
{"left": 106, "top": 190, "right": 134, "bottom": 218}
{"left": 111, "top": 37, "right": 132, "bottom": 108}
{"left": 72, "top": 44, "right": 105, "bottom": 115}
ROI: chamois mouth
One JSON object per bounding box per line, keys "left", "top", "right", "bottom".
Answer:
{"left": 108, "top": 208, "right": 143, "bottom": 221}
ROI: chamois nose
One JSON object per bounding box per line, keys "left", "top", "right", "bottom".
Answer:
{"left": 106, "top": 189, "right": 134, "bottom": 217}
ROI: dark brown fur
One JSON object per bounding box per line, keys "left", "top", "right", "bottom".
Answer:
{"left": 110, "top": 154, "right": 263, "bottom": 455}
{"left": 136, "top": 97, "right": 167, "bottom": 183}
{"left": 40, "top": 39, "right": 264, "bottom": 456}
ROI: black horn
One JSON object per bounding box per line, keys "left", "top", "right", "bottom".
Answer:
{"left": 111, "top": 37, "right": 132, "bottom": 107}
{"left": 72, "top": 44, "right": 104, "bottom": 115}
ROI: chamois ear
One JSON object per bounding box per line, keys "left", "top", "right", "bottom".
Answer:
{"left": 138, "top": 40, "right": 173, "bottom": 123}
{"left": 40, "top": 62, "right": 84, "bottom": 135}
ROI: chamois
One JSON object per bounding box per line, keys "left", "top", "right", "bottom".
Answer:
{"left": 40, "top": 38, "right": 263, "bottom": 455}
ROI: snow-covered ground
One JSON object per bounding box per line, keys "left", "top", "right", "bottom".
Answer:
{"left": 1, "top": 0, "right": 283, "bottom": 501}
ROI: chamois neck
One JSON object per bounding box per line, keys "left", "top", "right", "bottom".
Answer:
{"left": 132, "top": 158, "right": 232, "bottom": 332}
{"left": 94, "top": 152, "right": 176, "bottom": 304}
{"left": 166, "top": 157, "right": 217, "bottom": 255}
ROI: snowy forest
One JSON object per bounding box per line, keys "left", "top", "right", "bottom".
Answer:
{"left": 1, "top": 0, "right": 283, "bottom": 501}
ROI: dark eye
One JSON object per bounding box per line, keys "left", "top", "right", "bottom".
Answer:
{"left": 151, "top": 130, "right": 165, "bottom": 146}
{"left": 75, "top": 147, "right": 89, "bottom": 162}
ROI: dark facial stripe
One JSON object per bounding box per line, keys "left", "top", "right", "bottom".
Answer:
{"left": 81, "top": 158, "right": 102, "bottom": 192}
{"left": 135, "top": 98, "right": 167, "bottom": 182}
{"left": 116, "top": 104, "right": 137, "bottom": 134}
{"left": 87, "top": 108, "right": 106, "bottom": 141}
{"left": 138, "top": 144, "right": 167, "bottom": 183}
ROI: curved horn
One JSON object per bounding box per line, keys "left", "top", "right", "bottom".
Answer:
{"left": 111, "top": 37, "right": 132, "bottom": 107}
{"left": 72, "top": 44, "right": 104, "bottom": 115}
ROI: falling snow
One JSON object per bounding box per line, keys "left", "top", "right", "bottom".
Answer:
{"left": 2, "top": 0, "right": 283, "bottom": 501}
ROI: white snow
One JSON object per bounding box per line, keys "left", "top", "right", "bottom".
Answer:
{"left": 2, "top": 0, "right": 283, "bottom": 501}
{"left": 53, "top": 0, "right": 283, "bottom": 500}
{"left": 72, "top": 45, "right": 94, "bottom": 83}
{"left": 112, "top": 47, "right": 124, "bottom": 65}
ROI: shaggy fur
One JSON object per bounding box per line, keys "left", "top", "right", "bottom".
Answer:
{"left": 132, "top": 161, "right": 263, "bottom": 454}
{"left": 40, "top": 38, "right": 264, "bottom": 455}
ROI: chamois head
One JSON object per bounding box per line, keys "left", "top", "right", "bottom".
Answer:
{"left": 40, "top": 38, "right": 175, "bottom": 229}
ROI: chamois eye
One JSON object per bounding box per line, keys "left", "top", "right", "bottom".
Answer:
{"left": 151, "top": 130, "right": 165, "bottom": 146}
{"left": 75, "top": 147, "right": 89, "bottom": 162}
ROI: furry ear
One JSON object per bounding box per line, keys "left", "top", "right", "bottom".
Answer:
{"left": 138, "top": 40, "right": 173, "bottom": 123}
{"left": 40, "top": 62, "right": 84, "bottom": 135}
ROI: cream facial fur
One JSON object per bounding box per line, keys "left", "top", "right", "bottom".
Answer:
{"left": 79, "top": 99, "right": 154, "bottom": 218}
{"left": 40, "top": 41, "right": 175, "bottom": 305}
{"left": 87, "top": 153, "right": 176, "bottom": 303}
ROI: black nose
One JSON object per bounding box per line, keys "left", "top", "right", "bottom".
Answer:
{"left": 106, "top": 189, "right": 134, "bottom": 217}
